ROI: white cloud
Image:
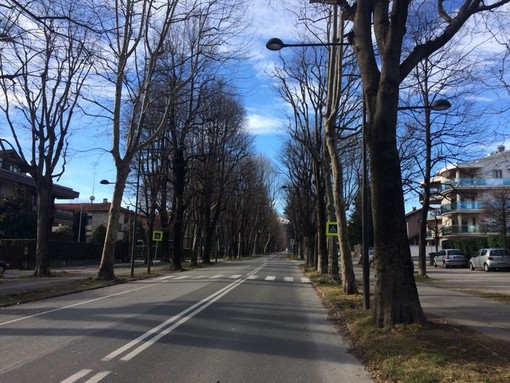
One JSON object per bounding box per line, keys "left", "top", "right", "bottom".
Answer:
{"left": 246, "top": 113, "right": 286, "bottom": 135}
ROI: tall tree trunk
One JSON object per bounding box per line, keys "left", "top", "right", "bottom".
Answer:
{"left": 34, "top": 180, "right": 52, "bottom": 276}
{"left": 369, "top": 94, "right": 426, "bottom": 327}
{"left": 314, "top": 161, "right": 328, "bottom": 274}
{"left": 97, "top": 164, "right": 130, "bottom": 280}
{"left": 418, "top": 105, "right": 433, "bottom": 277}
{"left": 171, "top": 148, "right": 185, "bottom": 270}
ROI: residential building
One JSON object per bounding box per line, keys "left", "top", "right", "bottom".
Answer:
{"left": 54, "top": 200, "right": 136, "bottom": 243}
{"left": 0, "top": 150, "right": 79, "bottom": 228}
{"left": 405, "top": 207, "right": 422, "bottom": 245}
{"left": 426, "top": 145, "right": 510, "bottom": 246}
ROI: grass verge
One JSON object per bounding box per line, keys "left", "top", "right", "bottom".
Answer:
{"left": 305, "top": 268, "right": 510, "bottom": 383}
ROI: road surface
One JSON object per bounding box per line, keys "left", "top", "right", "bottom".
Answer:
{"left": 0, "top": 254, "right": 373, "bottom": 383}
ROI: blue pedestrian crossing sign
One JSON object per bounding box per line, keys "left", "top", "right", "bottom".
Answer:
{"left": 326, "top": 221, "right": 338, "bottom": 237}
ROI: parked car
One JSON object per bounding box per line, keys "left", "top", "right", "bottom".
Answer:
{"left": 469, "top": 248, "right": 510, "bottom": 272}
{"left": 433, "top": 249, "right": 467, "bottom": 268}
{"left": 0, "top": 260, "right": 9, "bottom": 274}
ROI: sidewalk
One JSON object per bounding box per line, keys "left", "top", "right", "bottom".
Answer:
{"left": 353, "top": 264, "right": 510, "bottom": 344}
{"left": 0, "top": 264, "right": 140, "bottom": 296}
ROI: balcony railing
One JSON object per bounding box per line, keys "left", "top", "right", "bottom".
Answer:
{"left": 442, "top": 225, "right": 483, "bottom": 235}
{"left": 441, "top": 201, "right": 483, "bottom": 213}
{"left": 441, "top": 177, "right": 510, "bottom": 191}
{"left": 442, "top": 225, "right": 507, "bottom": 235}
{"left": 426, "top": 210, "right": 442, "bottom": 220}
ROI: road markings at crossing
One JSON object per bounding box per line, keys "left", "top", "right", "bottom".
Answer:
{"left": 283, "top": 277, "right": 294, "bottom": 282}
{"left": 265, "top": 276, "right": 276, "bottom": 281}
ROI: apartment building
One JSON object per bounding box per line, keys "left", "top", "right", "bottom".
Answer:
{"left": 0, "top": 150, "right": 79, "bottom": 229}
{"left": 54, "top": 200, "right": 135, "bottom": 243}
{"left": 427, "top": 145, "right": 510, "bottom": 245}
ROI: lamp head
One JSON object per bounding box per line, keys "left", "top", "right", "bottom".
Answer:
{"left": 430, "top": 99, "right": 451, "bottom": 111}
{"left": 266, "top": 38, "right": 285, "bottom": 51}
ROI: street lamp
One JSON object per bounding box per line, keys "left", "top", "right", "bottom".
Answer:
{"left": 398, "top": 99, "right": 451, "bottom": 111}
{"left": 266, "top": 37, "right": 350, "bottom": 51}
{"left": 266, "top": 35, "right": 372, "bottom": 305}
{"left": 100, "top": 171, "right": 140, "bottom": 278}
{"left": 399, "top": 98, "right": 451, "bottom": 276}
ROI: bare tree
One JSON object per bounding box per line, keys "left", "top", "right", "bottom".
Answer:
{"left": 0, "top": 0, "right": 94, "bottom": 275}
{"left": 331, "top": 0, "right": 510, "bottom": 327}
{"left": 280, "top": 138, "right": 317, "bottom": 266}
{"left": 93, "top": 0, "right": 250, "bottom": 279}
{"left": 92, "top": 0, "right": 217, "bottom": 279}
{"left": 271, "top": 43, "right": 330, "bottom": 273}
{"left": 399, "top": 31, "right": 490, "bottom": 277}
{"left": 322, "top": 6, "right": 361, "bottom": 292}
{"left": 481, "top": 189, "right": 510, "bottom": 234}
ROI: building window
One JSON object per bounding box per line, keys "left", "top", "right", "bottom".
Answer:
{"left": 493, "top": 169, "right": 503, "bottom": 178}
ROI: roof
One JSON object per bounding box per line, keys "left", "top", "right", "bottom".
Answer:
{"left": 405, "top": 207, "right": 422, "bottom": 218}
{"left": 55, "top": 202, "right": 132, "bottom": 214}
{"left": 0, "top": 168, "right": 79, "bottom": 199}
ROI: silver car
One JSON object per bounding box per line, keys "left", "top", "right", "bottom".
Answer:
{"left": 434, "top": 249, "right": 467, "bottom": 268}
{"left": 469, "top": 248, "right": 510, "bottom": 272}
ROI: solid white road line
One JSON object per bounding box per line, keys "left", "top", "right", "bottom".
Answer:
{"left": 84, "top": 371, "right": 111, "bottom": 383}
{"left": 0, "top": 284, "right": 153, "bottom": 327}
{"left": 102, "top": 278, "right": 244, "bottom": 362}
{"left": 61, "top": 369, "right": 93, "bottom": 383}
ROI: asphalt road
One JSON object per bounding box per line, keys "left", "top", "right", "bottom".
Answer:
{"left": 0, "top": 254, "right": 373, "bottom": 383}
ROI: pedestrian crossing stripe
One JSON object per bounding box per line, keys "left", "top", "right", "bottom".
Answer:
{"left": 152, "top": 274, "right": 311, "bottom": 283}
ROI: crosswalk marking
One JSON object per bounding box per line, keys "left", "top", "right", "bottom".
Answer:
{"left": 164, "top": 274, "right": 311, "bottom": 284}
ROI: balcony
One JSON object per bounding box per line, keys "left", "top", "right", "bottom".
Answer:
{"left": 442, "top": 225, "right": 483, "bottom": 235}
{"left": 442, "top": 225, "right": 505, "bottom": 236}
{"left": 441, "top": 177, "right": 510, "bottom": 192}
{"left": 441, "top": 201, "right": 483, "bottom": 214}
{"left": 426, "top": 210, "right": 442, "bottom": 221}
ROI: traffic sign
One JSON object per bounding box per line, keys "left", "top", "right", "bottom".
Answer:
{"left": 326, "top": 221, "right": 338, "bottom": 237}
{"left": 152, "top": 230, "right": 163, "bottom": 242}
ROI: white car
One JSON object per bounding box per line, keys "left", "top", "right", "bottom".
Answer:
{"left": 434, "top": 249, "right": 467, "bottom": 268}
{"left": 469, "top": 248, "right": 510, "bottom": 272}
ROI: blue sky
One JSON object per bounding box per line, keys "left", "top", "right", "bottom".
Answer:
{"left": 4, "top": 1, "right": 509, "bottom": 214}
{"left": 55, "top": 1, "right": 302, "bottom": 205}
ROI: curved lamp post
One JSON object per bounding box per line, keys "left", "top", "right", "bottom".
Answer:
{"left": 266, "top": 37, "right": 350, "bottom": 51}
{"left": 399, "top": 99, "right": 451, "bottom": 111}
